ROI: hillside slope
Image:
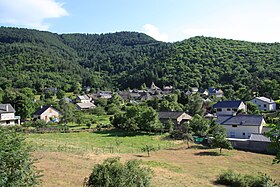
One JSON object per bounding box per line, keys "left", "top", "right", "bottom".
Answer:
{"left": 0, "top": 27, "right": 280, "bottom": 98}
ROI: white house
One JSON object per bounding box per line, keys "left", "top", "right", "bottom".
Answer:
{"left": 213, "top": 100, "right": 247, "bottom": 116}
{"left": 250, "top": 97, "right": 276, "bottom": 111}
{"left": 216, "top": 115, "right": 265, "bottom": 139}
{"left": 33, "top": 105, "right": 60, "bottom": 123}
{"left": 208, "top": 88, "right": 224, "bottom": 98}
{"left": 0, "top": 104, "right": 20, "bottom": 125}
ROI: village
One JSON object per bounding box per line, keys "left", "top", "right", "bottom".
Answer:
{"left": 0, "top": 81, "right": 277, "bottom": 154}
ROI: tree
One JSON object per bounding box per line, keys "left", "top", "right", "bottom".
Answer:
{"left": 246, "top": 101, "right": 260, "bottom": 114}
{"left": 141, "top": 145, "right": 156, "bottom": 157}
{"left": 0, "top": 128, "right": 41, "bottom": 186}
{"left": 111, "top": 105, "right": 162, "bottom": 132}
{"left": 182, "top": 133, "right": 194, "bottom": 148}
{"left": 265, "top": 123, "right": 280, "bottom": 164}
{"left": 84, "top": 157, "right": 152, "bottom": 187}
{"left": 15, "top": 93, "right": 35, "bottom": 119}
{"left": 56, "top": 90, "right": 66, "bottom": 99}
{"left": 188, "top": 114, "right": 210, "bottom": 137}
{"left": 211, "top": 125, "right": 233, "bottom": 154}
{"left": 186, "top": 94, "right": 205, "bottom": 116}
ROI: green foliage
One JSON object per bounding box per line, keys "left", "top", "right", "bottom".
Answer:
{"left": 265, "top": 122, "right": 280, "bottom": 164}
{"left": 141, "top": 145, "right": 156, "bottom": 157}
{"left": 111, "top": 105, "right": 162, "bottom": 132}
{"left": 211, "top": 124, "right": 233, "bottom": 154}
{"left": 246, "top": 101, "right": 260, "bottom": 114}
{"left": 2, "top": 27, "right": 280, "bottom": 98}
{"left": 0, "top": 128, "right": 41, "bottom": 186}
{"left": 188, "top": 114, "right": 210, "bottom": 137}
{"left": 216, "top": 170, "right": 278, "bottom": 187}
{"left": 92, "top": 106, "right": 106, "bottom": 116}
{"left": 84, "top": 157, "right": 152, "bottom": 187}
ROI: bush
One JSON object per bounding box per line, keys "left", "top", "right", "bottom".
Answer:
{"left": 0, "top": 128, "right": 41, "bottom": 186}
{"left": 84, "top": 157, "right": 152, "bottom": 187}
{"left": 216, "top": 170, "right": 277, "bottom": 187}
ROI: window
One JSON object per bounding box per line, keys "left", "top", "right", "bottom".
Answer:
{"left": 230, "top": 132, "right": 235, "bottom": 138}
{"left": 227, "top": 108, "right": 231, "bottom": 111}
{"left": 232, "top": 125, "right": 237, "bottom": 127}
{"left": 233, "top": 108, "right": 237, "bottom": 112}
{"left": 217, "top": 108, "right": 222, "bottom": 112}
{"left": 242, "top": 132, "right": 245, "bottom": 136}
{"left": 264, "top": 104, "right": 267, "bottom": 108}
{"left": 6, "top": 120, "right": 10, "bottom": 124}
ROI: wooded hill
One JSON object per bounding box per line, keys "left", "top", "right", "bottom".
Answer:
{"left": 1, "top": 27, "right": 280, "bottom": 99}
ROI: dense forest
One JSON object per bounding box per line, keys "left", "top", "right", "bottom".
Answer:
{"left": 1, "top": 26, "right": 280, "bottom": 99}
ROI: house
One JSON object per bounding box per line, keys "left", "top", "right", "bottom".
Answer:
{"left": 76, "top": 102, "right": 95, "bottom": 110}
{"left": 150, "top": 82, "right": 161, "bottom": 91}
{"left": 98, "top": 91, "right": 112, "bottom": 99}
{"left": 0, "top": 104, "right": 20, "bottom": 125}
{"left": 213, "top": 100, "right": 246, "bottom": 116}
{"left": 76, "top": 95, "right": 92, "bottom": 103}
{"left": 158, "top": 111, "right": 192, "bottom": 126}
{"left": 208, "top": 88, "right": 224, "bottom": 98}
{"left": 191, "top": 87, "right": 198, "bottom": 94}
{"left": 200, "top": 89, "right": 209, "bottom": 96}
{"left": 33, "top": 105, "right": 60, "bottom": 123}
{"left": 163, "top": 85, "right": 173, "bottom": 93}
{"left": 216, "top": 115, "right": 265, "bottom": 139}
{"left": 250, "top": 97, "right": 276, "bottom": 111}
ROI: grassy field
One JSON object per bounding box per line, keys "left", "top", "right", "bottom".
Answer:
{"left": 27, "top": 130, "right": 176, "bottom": 154}
{"left": 27, "top": 131, "right": 280, "bottom": 187}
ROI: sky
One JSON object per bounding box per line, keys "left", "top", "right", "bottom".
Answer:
{"left": 0, "top": 0, "right": 280, "bottom": 43}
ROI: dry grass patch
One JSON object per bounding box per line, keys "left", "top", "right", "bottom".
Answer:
{"left": 34, "top": 145, "right": 280, "bottom": 187}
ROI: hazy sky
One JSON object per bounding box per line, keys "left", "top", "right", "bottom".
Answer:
{"left": 0, "top": 0, "right": 280, "bottom": 42}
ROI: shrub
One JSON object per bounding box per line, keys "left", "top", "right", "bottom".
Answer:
{"left": 216, "top": 170, "right": 277, "bottom": 187}
{"left": 84, "top": 157, "right": 152, "bottom": 187}
{"left": 0, "top": 128, "right": 41, "bottom": 186}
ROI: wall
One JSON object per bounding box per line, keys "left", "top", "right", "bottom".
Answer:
{"left": 40, "top": 108, "right": 60, "bottom": 122}
{"left": 230, "top": 139, "right": 273, "bottom": 153}
{"left": 222, "top": 124, "right": 262, "bottom": 139}
{"left": 0, "top": 113, "right": 15, "bottom": 120}
{"left": 251, "top": 99, "right": 276, "bottom": 111}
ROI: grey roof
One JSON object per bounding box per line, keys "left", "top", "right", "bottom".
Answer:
{"left": 213, "top": 100, "right": 243, "bottom": 108}
{"left": 158, "top": 111, "right": 191, "bottom": 120}
{"left": 249, "top": 134, "right": 271, "bottom": 142}
{"left": 253, "top": 97, "right": 275, "bottom": 104}
{"left": 217, "top": 115, "right": 264, "bottom": 126}
{"left": 76, "top": 102, "right": 95, "bottom": 109}
{"left": 0, "top": 104, "right": 15, "bottom": 114}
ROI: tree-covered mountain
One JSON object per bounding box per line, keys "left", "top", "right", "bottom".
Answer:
{"left": 1, "top": 27, "right": 280, "bottom": 99}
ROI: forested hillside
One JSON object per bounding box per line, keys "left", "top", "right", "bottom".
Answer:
{"left": 1, "top": 27, "right": 280, "bottom": 99}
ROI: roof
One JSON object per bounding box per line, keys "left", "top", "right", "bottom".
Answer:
{"left": 213, "top": 100, "right": 243, "bottom": 108}
{"left": 158, "top": 111, "right": 191, "bottom": 120}
{"left": 249, "top": 134, "right": 271, "bottom": 142}
{"left": 253, "top": 97, "right": 275, "bottom": 104}
{"left": 217, "top": 115, "right": 264, "bottom": 126}
{"left": 0, "top": 104, "right": 15, "bottom": 114}
{"left": 34, "top": 105, "right": 60, "bottom": 116}
{"left": 76, "top": 102, "right": 95, "bottom": 109}
{"left": 77, "top": 95, "right": 90, "bottom": 100}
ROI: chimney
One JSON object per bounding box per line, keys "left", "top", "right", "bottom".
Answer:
{"left": 6, "top": 104, "right": 8, "bottom": 112}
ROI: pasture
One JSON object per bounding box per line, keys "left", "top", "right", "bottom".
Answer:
{"left": 27, "top": 130, "right": 280, "bottom": 187}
